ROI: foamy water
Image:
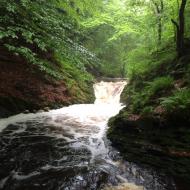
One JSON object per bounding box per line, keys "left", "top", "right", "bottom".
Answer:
{"left": 0, "top": 81, "right": 127, "bottom": 160}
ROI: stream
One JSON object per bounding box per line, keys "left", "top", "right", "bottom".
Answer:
{"left": 0, "top": 81, "right": 176, "bottom": 190}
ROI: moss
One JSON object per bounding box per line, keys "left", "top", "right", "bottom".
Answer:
{"left": 54, "top": 53, "right": 95, "bottom": 104}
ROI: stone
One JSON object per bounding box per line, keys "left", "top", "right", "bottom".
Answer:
{"left": 43, "top": 107, "right": 50, "bottom": 112}
{"left": 23, "top": 110, "right": 30, "bottom": 114}
{"left": 37, "top": 110, "right": 44, "bottom": 113}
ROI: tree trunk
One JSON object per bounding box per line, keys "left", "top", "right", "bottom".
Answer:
{"left": 151, "top": 0, "right": 164, "bottom": 46}
{"left": 121, "top": 61, "right": 126, "bottom": 78}
{"left": 158, "top": 16, "right": 162, "bottom": 45}
{"left": 172, "top": 0, "right": 187, "bottom": 57}
{"left": 172, "top": 7, "right": 177, "bottom": 42}
{"left": 178, "top": 0, "right": 186, "bottom": 56}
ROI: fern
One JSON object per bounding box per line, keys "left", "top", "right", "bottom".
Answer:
{"left": 161, "top": 89, "right": 190, "bottom": 111}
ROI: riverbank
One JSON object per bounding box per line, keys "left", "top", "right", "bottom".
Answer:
{"left": 107, "top": 52, "right": 190, "bottom": 189}
{"left": 0, "top": 46, "right": 95, "bottom": 118}
{"left": 108, "top": 113, "right": 190, "bottom": 189}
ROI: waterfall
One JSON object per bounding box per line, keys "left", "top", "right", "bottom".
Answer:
{"left": 94, "top": 81, "right": 127, "bottom": 104}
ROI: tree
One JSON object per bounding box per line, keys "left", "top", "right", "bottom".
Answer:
{"left": 0, "top": 0, "right": 101, "bottom": 75}
{"left": 151, "top": 0, "right": 164, "bottom": 46}
{"left": 171, "top": 0, "right": 187, "bottom": 57}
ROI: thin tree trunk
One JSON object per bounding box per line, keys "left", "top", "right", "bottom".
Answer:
{"left": 121, "top": 61, "right": 126, "bottom": 78}
{"left": 171, "top": 19, "right": 180, "bottom": 51}
{"left": 158, "top": 17, "right": 162, "bottom": 45}
{"left": 172, "top": 7, "right": 177, "bottom": 42}
{"left": 151, "top": 0, "right": 164, "bottom": 46}
{"left": 179, "top": 0, "right": 186, "bottom": 56}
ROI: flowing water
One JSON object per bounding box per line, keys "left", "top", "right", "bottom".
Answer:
{"left": 0, "top": 81, "right": 175, "bottom": 190}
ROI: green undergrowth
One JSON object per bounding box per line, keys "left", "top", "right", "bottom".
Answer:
{"left": 161, "top": 88, "right": 190, "bottom": 111}
{"left": 121, "top": 48, "right": 190, "bottom": 116}
{"left": 126, "top": 45, "right": 176, "bottom": 81}
{"left": 54, "top": 53, "right": 95, "bottom": 103}
{"left": 107, "top": 49, "right": 190, "bottom": 181}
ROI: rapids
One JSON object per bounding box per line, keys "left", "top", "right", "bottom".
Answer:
{"left": 0, "top": 81, "right": 175, "bottom": 190}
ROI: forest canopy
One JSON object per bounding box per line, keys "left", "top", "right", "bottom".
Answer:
{"left": 0, "top": 0, "right": 190, "bottom": 78}
{"left": 83, "top": 0, "right": 190, "bottom": 77}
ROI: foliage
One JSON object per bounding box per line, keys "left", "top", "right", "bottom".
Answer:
{"left": 2, "top": 0, "right": 189, "bottom": 79}
{"left": 82, "top": 0, "right": 190, "bottom": 77}
{"left": 0, "top": 0, "right": 100, "bottom": 77}
{"left": 161, "top": 88, "right": 190, "bottom": 111}
{"left": 125, "top": 76, "right": 174, "bottom": 113}
{"left": 1, "top": 0, "right": 190, "bottom": 108}
{"left": 141, "top": 106, "right": 154, "bottom": 116}
{"left": 145, "top": 76, "right": 174, "bottom": 95}
{"left": 55, "top": 53, "right": 94, "bottom": 102}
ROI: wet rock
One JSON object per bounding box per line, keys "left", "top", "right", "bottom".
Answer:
{"left": 0, "top": 106, "right": 12, "bottom": 118}
{"left": 23, "top": 110, "right": 30, "bottom": 114}
{"left": 37, "top": 109, "right": 44, "bottom": 113}
{"left": 32, "top": 109, "right": 37, "bottom": 113}
{"left": 43, "top": 107, "right": 50, "bottom": 112}
{"left": 107, "top": 112, "right": 190, "bottom": 185}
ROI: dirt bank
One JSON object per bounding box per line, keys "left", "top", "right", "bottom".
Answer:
{"left": 0, "top": 46, "right": 94, "bottom": 118}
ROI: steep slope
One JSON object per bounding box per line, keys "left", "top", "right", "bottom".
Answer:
{"left": 0, "top": 46, "right": 95, "bottom": 118}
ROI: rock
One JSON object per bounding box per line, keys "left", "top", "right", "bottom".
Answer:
{"left": 107, "top": 112, "right": 190, "bottom": 182}
{"left": 43, "top": 107, "right": 50, "bottom": 112}
{"left": 37, "top": 110, "right": 44, "bottom": 113}
{"left": 23, "top": 110, "right": 30, "bottom": 114}
{"left": 0, "top": 106, "right": 12, "bottom": 118}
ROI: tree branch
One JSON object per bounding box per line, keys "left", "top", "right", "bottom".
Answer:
{"left": 171, "top": 19, "right": 179, "bottom": 30}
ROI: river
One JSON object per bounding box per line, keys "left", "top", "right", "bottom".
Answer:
{"left": 0, "top": 81, "right": 175, "bottom": 190}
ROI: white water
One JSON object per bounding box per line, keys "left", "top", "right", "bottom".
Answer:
{"left": 0, "top": 81, "right": 172, "bottom": 190}
{"left": 0, "top": 81, "right": 127, "bottom": 160}
{"left": 0, "top": 82, "right": 126, "bottom": 129}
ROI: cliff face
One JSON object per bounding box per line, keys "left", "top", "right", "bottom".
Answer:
{"left": 0, "top": 47, "right": 95, "bottom": 118}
